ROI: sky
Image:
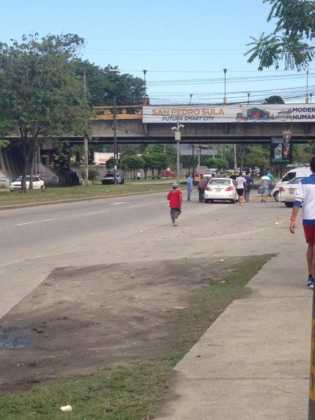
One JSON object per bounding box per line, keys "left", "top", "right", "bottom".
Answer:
{"left": 1, "top": 0, "right": 313, "bottom": 104}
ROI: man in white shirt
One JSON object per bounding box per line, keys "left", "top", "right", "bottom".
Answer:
{"left": 290, "top": 158, "right": 315, "bottom": 288}
{"left": 235, "top": 172, "right": 247, "bottom": 206}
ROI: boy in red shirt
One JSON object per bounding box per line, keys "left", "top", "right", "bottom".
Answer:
{"left": 167, "top": 183, "right": 183, "bottom": 226}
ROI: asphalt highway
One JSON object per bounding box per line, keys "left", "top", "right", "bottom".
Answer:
{"left": 0, "top": 191, "right": 296, "bottom": 319}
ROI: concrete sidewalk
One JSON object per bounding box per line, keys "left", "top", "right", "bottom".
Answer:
{"left": 156, "top": 247, "right": 312, "bottom": 419}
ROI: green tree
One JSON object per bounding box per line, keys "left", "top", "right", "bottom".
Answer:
{"left": 247, "top": 0, "right": 314, "bottom": 69}
{"left": 264, "top": 95, "right": 285, "bottom": 104}
{"left": 205, "top": 157, "right": 227, "bottom": 170}
{"left": 120, "top": 153, "right": 144, "bottom": 179}
{"left": 292, "top": 143, "right": 315, "bottom": 163}
{"left": 143, "top": 145, "right": 169, "bottom": 178}
{"left": 106, "top": 157, "right": 115, "bottom": 170}
{"left": 0, "top": 33, "right": 90, "bottom": 190}
{"left": 243, "top": 145, "right": 270, "bottom": 168}
{"left": 73, "top": 61, "right": 145, "bottom": 106}
{"left": 181, "top": 155, "right": 198, "bottom": 173}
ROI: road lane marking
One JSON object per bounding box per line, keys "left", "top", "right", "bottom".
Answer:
{"left": 111, "top": 202, "right": 127, "bottom": 206}
{"left": 17, "top": 218, "right": 56, "bottom": 226}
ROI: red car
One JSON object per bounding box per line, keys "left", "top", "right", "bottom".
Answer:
{"left": 163, "top": 168, "right": 175, "bottom": 178}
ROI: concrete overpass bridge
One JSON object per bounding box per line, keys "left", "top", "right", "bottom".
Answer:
{"left": 3, "top": 103, "right": 314, "bottom": 179}
{"left": 5, "top": 103, "right": 315, "bottom": 145}
{"left": 87, "top": 103, "right": 315, "bottom": 145}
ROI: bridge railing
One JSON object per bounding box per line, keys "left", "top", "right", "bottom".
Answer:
{"left": 91, "top": 105, "right": 143, "bottom": 121}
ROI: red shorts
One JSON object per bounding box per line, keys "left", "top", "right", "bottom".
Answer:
{"left": 304, "top": 225, "right": 315, "bottom": 246}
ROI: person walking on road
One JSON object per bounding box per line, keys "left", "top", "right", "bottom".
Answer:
{"left": 259, "top": 174, "right": 271, "bottom": 202}
{"left": 186, "top": 175, "right": 193, "bottom": 201}
{"left": 235, "top": 172, "right": 246, "bottom": 206}
{"left": 266, "top": 170, "right": 274, "bottom": 196}
{"left": 167, "top": 183, "right": 183, "bottom": 226}
{"left": 198, "top": 174, "right": 207, "bottom": 203}
{"left": 290, "top": 157, "right": 315, "bottom": 289}
{"left": 244, "top": 171, "right": 253, "bottom": 203}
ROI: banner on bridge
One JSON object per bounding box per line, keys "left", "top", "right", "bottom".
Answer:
{"left": 143, "top": 104, "right": 315, "bottom": 124}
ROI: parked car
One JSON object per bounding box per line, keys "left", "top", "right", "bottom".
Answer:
{"left": 272, "top": 166, "right": 311, "bottom": 201}
{"left": 278, "top": 177, "right": 304, "bottom": 207}
{"left": 101, "top": 172, "right": 124, "bottom": 185}
{"left": 162, "top": 168, "right": 175, "bottom": 178}
{"left": 9, "top": 175, "right": 46, "bottom": 191}
{"left": 204, "top": 178, "right": 238, "bottom": 203}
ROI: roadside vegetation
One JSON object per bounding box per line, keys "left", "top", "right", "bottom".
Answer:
{"left": 0, "top": 255, "right": 272, "bottom": 420}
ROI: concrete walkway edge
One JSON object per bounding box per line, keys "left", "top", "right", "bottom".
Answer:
{"left": 156, "top": 249, "right": 311, "bottom": 420}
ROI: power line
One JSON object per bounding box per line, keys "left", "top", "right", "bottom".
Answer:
{"left": 120, "top": 68, "right": 315, "bottom": 75}
{"left": 147, "top": 73, "right": 314, "bottom": 87}
{"left": 147, "top": 84, "right": 315, "bottom": 96}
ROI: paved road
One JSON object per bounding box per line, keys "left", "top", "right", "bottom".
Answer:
{"left": 0, "top": 191, "right": 310, "bottom": 418}
{"left": 0, "top": 192, "right": 296, "bottom": 319}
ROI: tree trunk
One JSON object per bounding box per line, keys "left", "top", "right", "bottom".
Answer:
{"left": 28, "top": 141, "right": 36, "bottom": 190}
{"left": 21, "top": 136, "right": 37, "bottom": 192}
{"left": 21, "top": 137, "right": 27, "bottom": 193}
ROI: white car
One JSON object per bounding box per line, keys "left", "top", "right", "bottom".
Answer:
{"left": 10, "top": 175, "right": 46, "bottom": 191}
{"left": 204, "top": 178, "right": 237, "bottom": 203}
{"left": 279, "top": 177, "right": 304, "bottom": 207}
{"left": 272, "top": 166, "right": 311, "bottom": 201}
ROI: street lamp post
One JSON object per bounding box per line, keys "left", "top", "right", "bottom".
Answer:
{"left": 172, "top": 122, "right": 184, "bottom": 183}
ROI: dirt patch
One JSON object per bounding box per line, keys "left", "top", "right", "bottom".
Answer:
{"left": 0, "top": 256, "right": 252, "bottom": 392}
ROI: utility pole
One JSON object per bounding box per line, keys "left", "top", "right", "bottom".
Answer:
{"left": 192, "top": 144, "right": 195, "bottom": 178}
{"left": 84, "top": 136, "right": 89, "bottom": 184}
{"left": 233, "top": 144, "right": 237, "bottom": 172}
{"left": 306, "top": 69, "right": 310, "bottom": 104}
{"left": 223, "top": 68, "right": 228, "bottom": 104}
{"left": 143, "top": 69, "right": 147, "bottom": 95}
{"left": 172, "top": 122, "right": 184, "bottom": 183}
{"left": 83, "top": 70, "right": 89, "bottom": 185}
{"left": 112, "top": 98, "right": 118, "bottom": 184}
{"left": 189, "top": 93, "right": 193, "bottom": 105}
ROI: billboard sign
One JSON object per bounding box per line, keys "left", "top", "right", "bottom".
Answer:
{"left": 271, "top": 136, "right": 292, "bottom": 164}
{"left": 143, "top": 104, "right": 315, "bottom": 124}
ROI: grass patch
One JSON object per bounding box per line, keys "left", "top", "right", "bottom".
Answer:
{"left": 161, "top": 254, "right": 273, "bottom": 365}
{"left": 0, "top": 183, "right": 170, "bottom": 208}
{"left": 0, "top": 255, "right": 272, "bottom": 420}
{"left": 0, "top": 362, "right": 173, "bottom": 420}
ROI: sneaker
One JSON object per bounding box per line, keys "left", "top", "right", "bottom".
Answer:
{"left": 308, "top": 276, "right": 314, "bottom": 289}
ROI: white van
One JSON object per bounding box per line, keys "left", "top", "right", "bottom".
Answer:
{"left": 272, "top": 166, "right": 311, "bottom": 201}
